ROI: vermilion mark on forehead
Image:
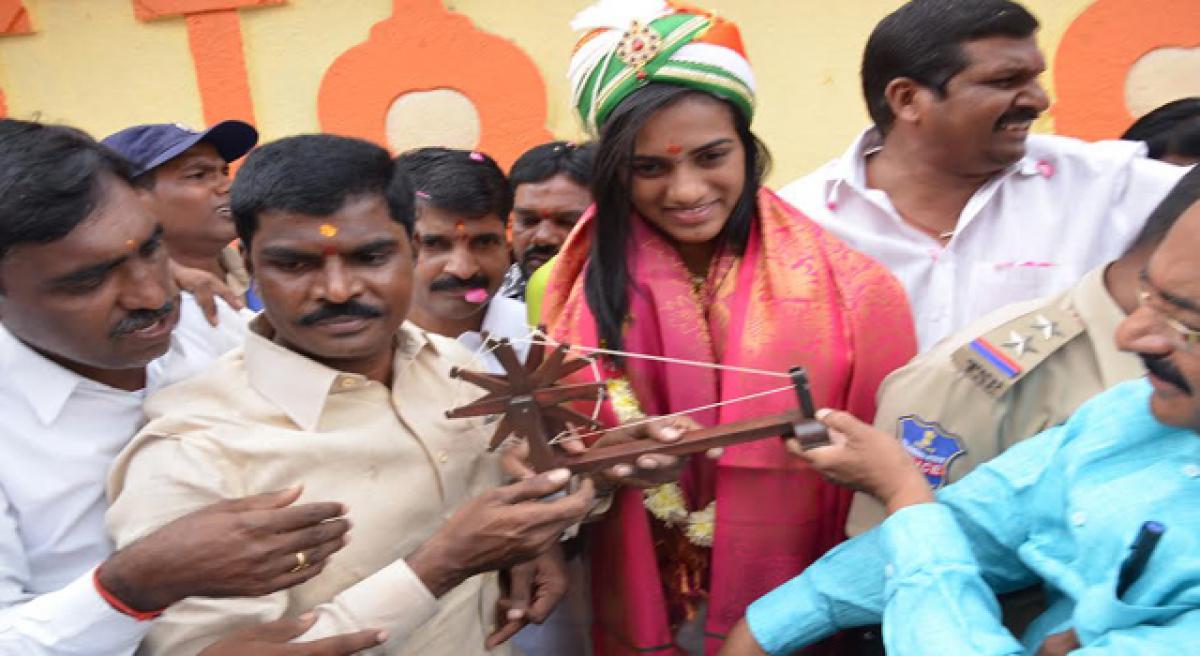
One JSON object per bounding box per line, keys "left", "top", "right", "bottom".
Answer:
{"left": 318, "top": 224, "right": 339, "bottom": 256}
{"left": 665, "top": 144, "right": 682, "bottom": 155}
{"left": 455, "top": 221, "right": 467, "bottom": 237}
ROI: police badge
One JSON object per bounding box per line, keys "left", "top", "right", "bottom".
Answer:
{"left": 898, "top": 415, "right": 966, "bottom": 489}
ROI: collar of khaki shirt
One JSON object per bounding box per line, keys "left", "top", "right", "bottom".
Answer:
{"left": 1070, "top": 264, "right": 1145, "bottom": 388}
{"left": 244, "top": 315, "right": 443, "bottom": 432}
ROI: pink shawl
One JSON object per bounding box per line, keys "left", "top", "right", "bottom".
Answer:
{"left": 543, "top": 188, "right": 916, "bottom": 654}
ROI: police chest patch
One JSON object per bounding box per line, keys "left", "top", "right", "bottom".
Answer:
{"left": 898, "top": 416, "right": 965, "bottom": 489}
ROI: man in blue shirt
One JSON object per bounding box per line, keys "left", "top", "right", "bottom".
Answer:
{"left": 720, "top": 196, "right": 1200, "bottom": 653}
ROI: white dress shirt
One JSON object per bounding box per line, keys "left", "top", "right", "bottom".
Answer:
{"left": 780, "top": 129, "right": 1189, "bottom": 351}
{"left": 0, "top": 296, "right": 247, "bottom": 656}
{"left": 456, "top": 296, "right": 531, "bottom": 374}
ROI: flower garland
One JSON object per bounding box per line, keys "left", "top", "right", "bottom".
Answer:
{"left": 605, "top": 377, "right": 716, "bottom": 547}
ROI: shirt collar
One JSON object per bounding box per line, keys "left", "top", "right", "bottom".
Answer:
{"left": 825, "top": 127, "right": 1041, "bottom": 203}
{"left": 0, "top": 323, "right": 166, "bottom": 425}
{"left": 243, "top": 315, "right": 438, "bottom": 431}
{"left": 1070, "top": 265, "right": 1145, "bottom": 387}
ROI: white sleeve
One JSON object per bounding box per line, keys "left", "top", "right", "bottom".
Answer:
{"left": 0, "top": 487, "right": 147, "bottom": 656}
{"left": 1112, "top": 157, "right": 1190, "bottom": 240}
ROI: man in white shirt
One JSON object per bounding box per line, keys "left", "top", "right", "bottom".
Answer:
{"left": 395, "top": 148, "right": 530, "bottom": 372}
{"left": 0, "top": 119, "right": 383, "bottom": 656}
{"left": 779, "top": 0, "right": 1188, "bottom": 352}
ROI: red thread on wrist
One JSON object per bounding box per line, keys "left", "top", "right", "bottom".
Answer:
{"left": 92, "top": 568, "right": 164, "bottom": 621}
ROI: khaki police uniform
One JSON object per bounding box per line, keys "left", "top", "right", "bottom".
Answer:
{"left": 846, "top": 265, "right": 1144, "bottom": 535}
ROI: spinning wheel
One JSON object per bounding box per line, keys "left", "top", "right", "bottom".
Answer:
{"left": 446, "top": 337, "right": 831, "bottom": 474}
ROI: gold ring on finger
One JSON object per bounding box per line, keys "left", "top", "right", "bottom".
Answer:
{"left": 290, "top": 550, "right": 309, "bottom": 573}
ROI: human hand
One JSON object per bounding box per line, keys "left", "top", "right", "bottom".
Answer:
{"left": 99, "top": 486, "right": 349, "bottom": 612}
{"left": 1035, "top": 628, "right": 1080, "bottom": 656}
{"left": 716, "top": 618, "right": 769, "bottom": 656}
{"left": 500, "top": 416, "right": 717, "bottom": 488}
{"left": 170, "top": 259, "right": 244, "bottom": 325}
{"left": 407, "top": 469, "right": 593, "bottom": 598}
{"left": 485, "top": 545, "right": 569, "bottom": 648}
{"left": 793, "top": 409, "right": 932, "bottom": 514}
{"left": 197, "top": 613, "right": 385, "bottom": 655}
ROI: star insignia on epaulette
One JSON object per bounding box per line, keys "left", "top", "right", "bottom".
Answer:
{"left": 1001, "top": 330, "right": 1037, "bottom": 358}
{"left": 1031, "top": 314, "right": 1059, "bottom": 341}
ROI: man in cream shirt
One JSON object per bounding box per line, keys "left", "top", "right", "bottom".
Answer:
{"left": 106, "top": 135, "right": 597, "bottom": 655}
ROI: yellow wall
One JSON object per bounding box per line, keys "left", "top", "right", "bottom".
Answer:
{"left": 1, "top": 0, "right": 1194, "bottom": 186}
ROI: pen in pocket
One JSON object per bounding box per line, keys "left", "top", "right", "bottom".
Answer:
{"left": 1115, "top": 521, "right": 1166, "bottom": 600}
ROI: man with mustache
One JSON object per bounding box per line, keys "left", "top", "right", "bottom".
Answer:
{"left": 723, "top": 174, "right": 1200, "bottom": 654}
{"left": 835, "top": 165, "right": 1200, "bottom": 651}
{"left": 779, "top": 0, "right": 1188, "bottom": 352}
{"left": 103, "top": 120, "right": 260, "bottom": 311}
{"left": 0, "top": 119, "right": 381, "bottom": 655}
{"left": 105, "top": 134, "right": 598, "bottom": 655}
{"left": 496, "top": 141, "right": 595, "bottom": 302}
{"left": 396, "top": 147, "right": 527, "bottom": 373}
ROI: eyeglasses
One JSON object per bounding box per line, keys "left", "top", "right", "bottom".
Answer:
{"left": 1137, "top": 269, "right": 1200, "bottom": 350}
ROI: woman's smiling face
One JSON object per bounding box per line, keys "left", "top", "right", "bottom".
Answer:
{"left": 628, "top": 93, "right": 746, "bottom": 247}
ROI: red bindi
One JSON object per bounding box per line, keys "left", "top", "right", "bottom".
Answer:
{"left": 666, "top": 144, "right": 682, "bottom": 155}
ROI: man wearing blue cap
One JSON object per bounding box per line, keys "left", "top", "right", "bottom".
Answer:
{"left": 103, "top": 120, "right": 260, "bottom": 311}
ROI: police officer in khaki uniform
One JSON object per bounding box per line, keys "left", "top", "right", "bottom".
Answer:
{"left": 848, "top": 165, "right": 1200, "bottom": 535}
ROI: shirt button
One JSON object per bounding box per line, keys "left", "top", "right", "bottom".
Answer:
{"left": 884, "top": 564, "right": 895, "bottom": 578}
{"left": 437, "top": 450, "right": 449, "bottom": 464}
{"left": 1183, "top": 464, "right": 1200, "bottom": 478}
{"left": 1071, "top": 511, "right": 1087, "bottom": 527}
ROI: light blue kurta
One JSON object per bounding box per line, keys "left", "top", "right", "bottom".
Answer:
{"left": 747, "top": 379, "right": 1200, "bottom": 654}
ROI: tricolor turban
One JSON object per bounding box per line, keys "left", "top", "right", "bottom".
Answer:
{"left": 568, "top": 0, "right": 756, "bottom": 135}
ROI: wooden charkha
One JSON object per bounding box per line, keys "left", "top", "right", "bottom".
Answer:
{"left": 446, "top": 337, "right": 830, "bottom": 474}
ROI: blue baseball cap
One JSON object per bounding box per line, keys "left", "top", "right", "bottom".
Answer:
{"left": 101, "top": 120, "right": 258, "bottom": 178}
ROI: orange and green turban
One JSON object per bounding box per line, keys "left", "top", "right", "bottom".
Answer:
{"left": 568, "top": 0, "right": 756, "bottom": 135}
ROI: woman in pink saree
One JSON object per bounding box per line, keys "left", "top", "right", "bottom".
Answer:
{"left": 542, "top": 2, "right": 917, "bottom": 654}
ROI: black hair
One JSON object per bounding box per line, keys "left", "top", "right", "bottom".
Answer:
{"left": 1127, "top": 165, "right": 1200, "bottom": 254}
{"left": 862, "top": 0, "right": 1039, "bottom": 134}
{"left": 394, "top": 147, "right": 513, "bottom": 224}
{"left": 508, "top": 141, "right": 596, "bottom": 191}
{"left": 1122, "top": 98, "right": 1200, "bottom": 162}
{"left": 230, "top": 134, "right": 413, "bottom": 248}
{"left": 585, "top": 83, "right": 771, "bottom": 357}
{"left": 0, "top": 118, "right": 135, "bottom": 259}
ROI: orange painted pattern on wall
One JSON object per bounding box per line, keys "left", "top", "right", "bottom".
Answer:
{"left": 0, "top": 0, "right": 31, "bottom": 35}
{"left": 1054, "top": 0, "right": 1200, "bottom": 140}
{"left": 133, "top": 0, "right": 284, "bottom": 126}
{"left": 318, "top": 0, "right": 552, "bottom": 168}
{"left": 1, "top": 0, "right": 33, "bottom": 118}
{"left": 132, "top": 0, "right": 281, "bottom": 21}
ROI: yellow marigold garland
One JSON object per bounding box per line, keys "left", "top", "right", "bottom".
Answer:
{"left": 605, "top": 377, "right": 716, "bottom": 548}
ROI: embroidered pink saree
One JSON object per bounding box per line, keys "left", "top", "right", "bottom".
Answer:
{"left": 543, "top": 188, "right": 916, "bottom": 655}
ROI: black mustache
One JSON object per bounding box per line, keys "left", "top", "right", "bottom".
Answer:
{"left": 298, "top": 301, "right": 384, "bottom": 326}
{"left": 996, "top": 108, "right": 1040, "bottom": 128}
{"left": 520, "top": 244, "right": 558, "bottom": 268}
{"left": 1140, "top": 353, "right": 1193, "bottom": 395}
{"left": 111, "top": 300, "right": 176, "bottom": 337}
{"left": 429, "top": 275, "right": 489, "bottom": 293}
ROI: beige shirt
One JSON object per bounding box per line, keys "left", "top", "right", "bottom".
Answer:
{"left": 846, "top": 266, "right": 1145, "bottom": 535}
{"left": 106, "top": 319, "right": 507, "bottom": 656}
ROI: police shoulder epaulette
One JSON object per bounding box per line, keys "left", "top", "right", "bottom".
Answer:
{"left": 950, "top": 300, "right": 1085, "bottom": 398}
